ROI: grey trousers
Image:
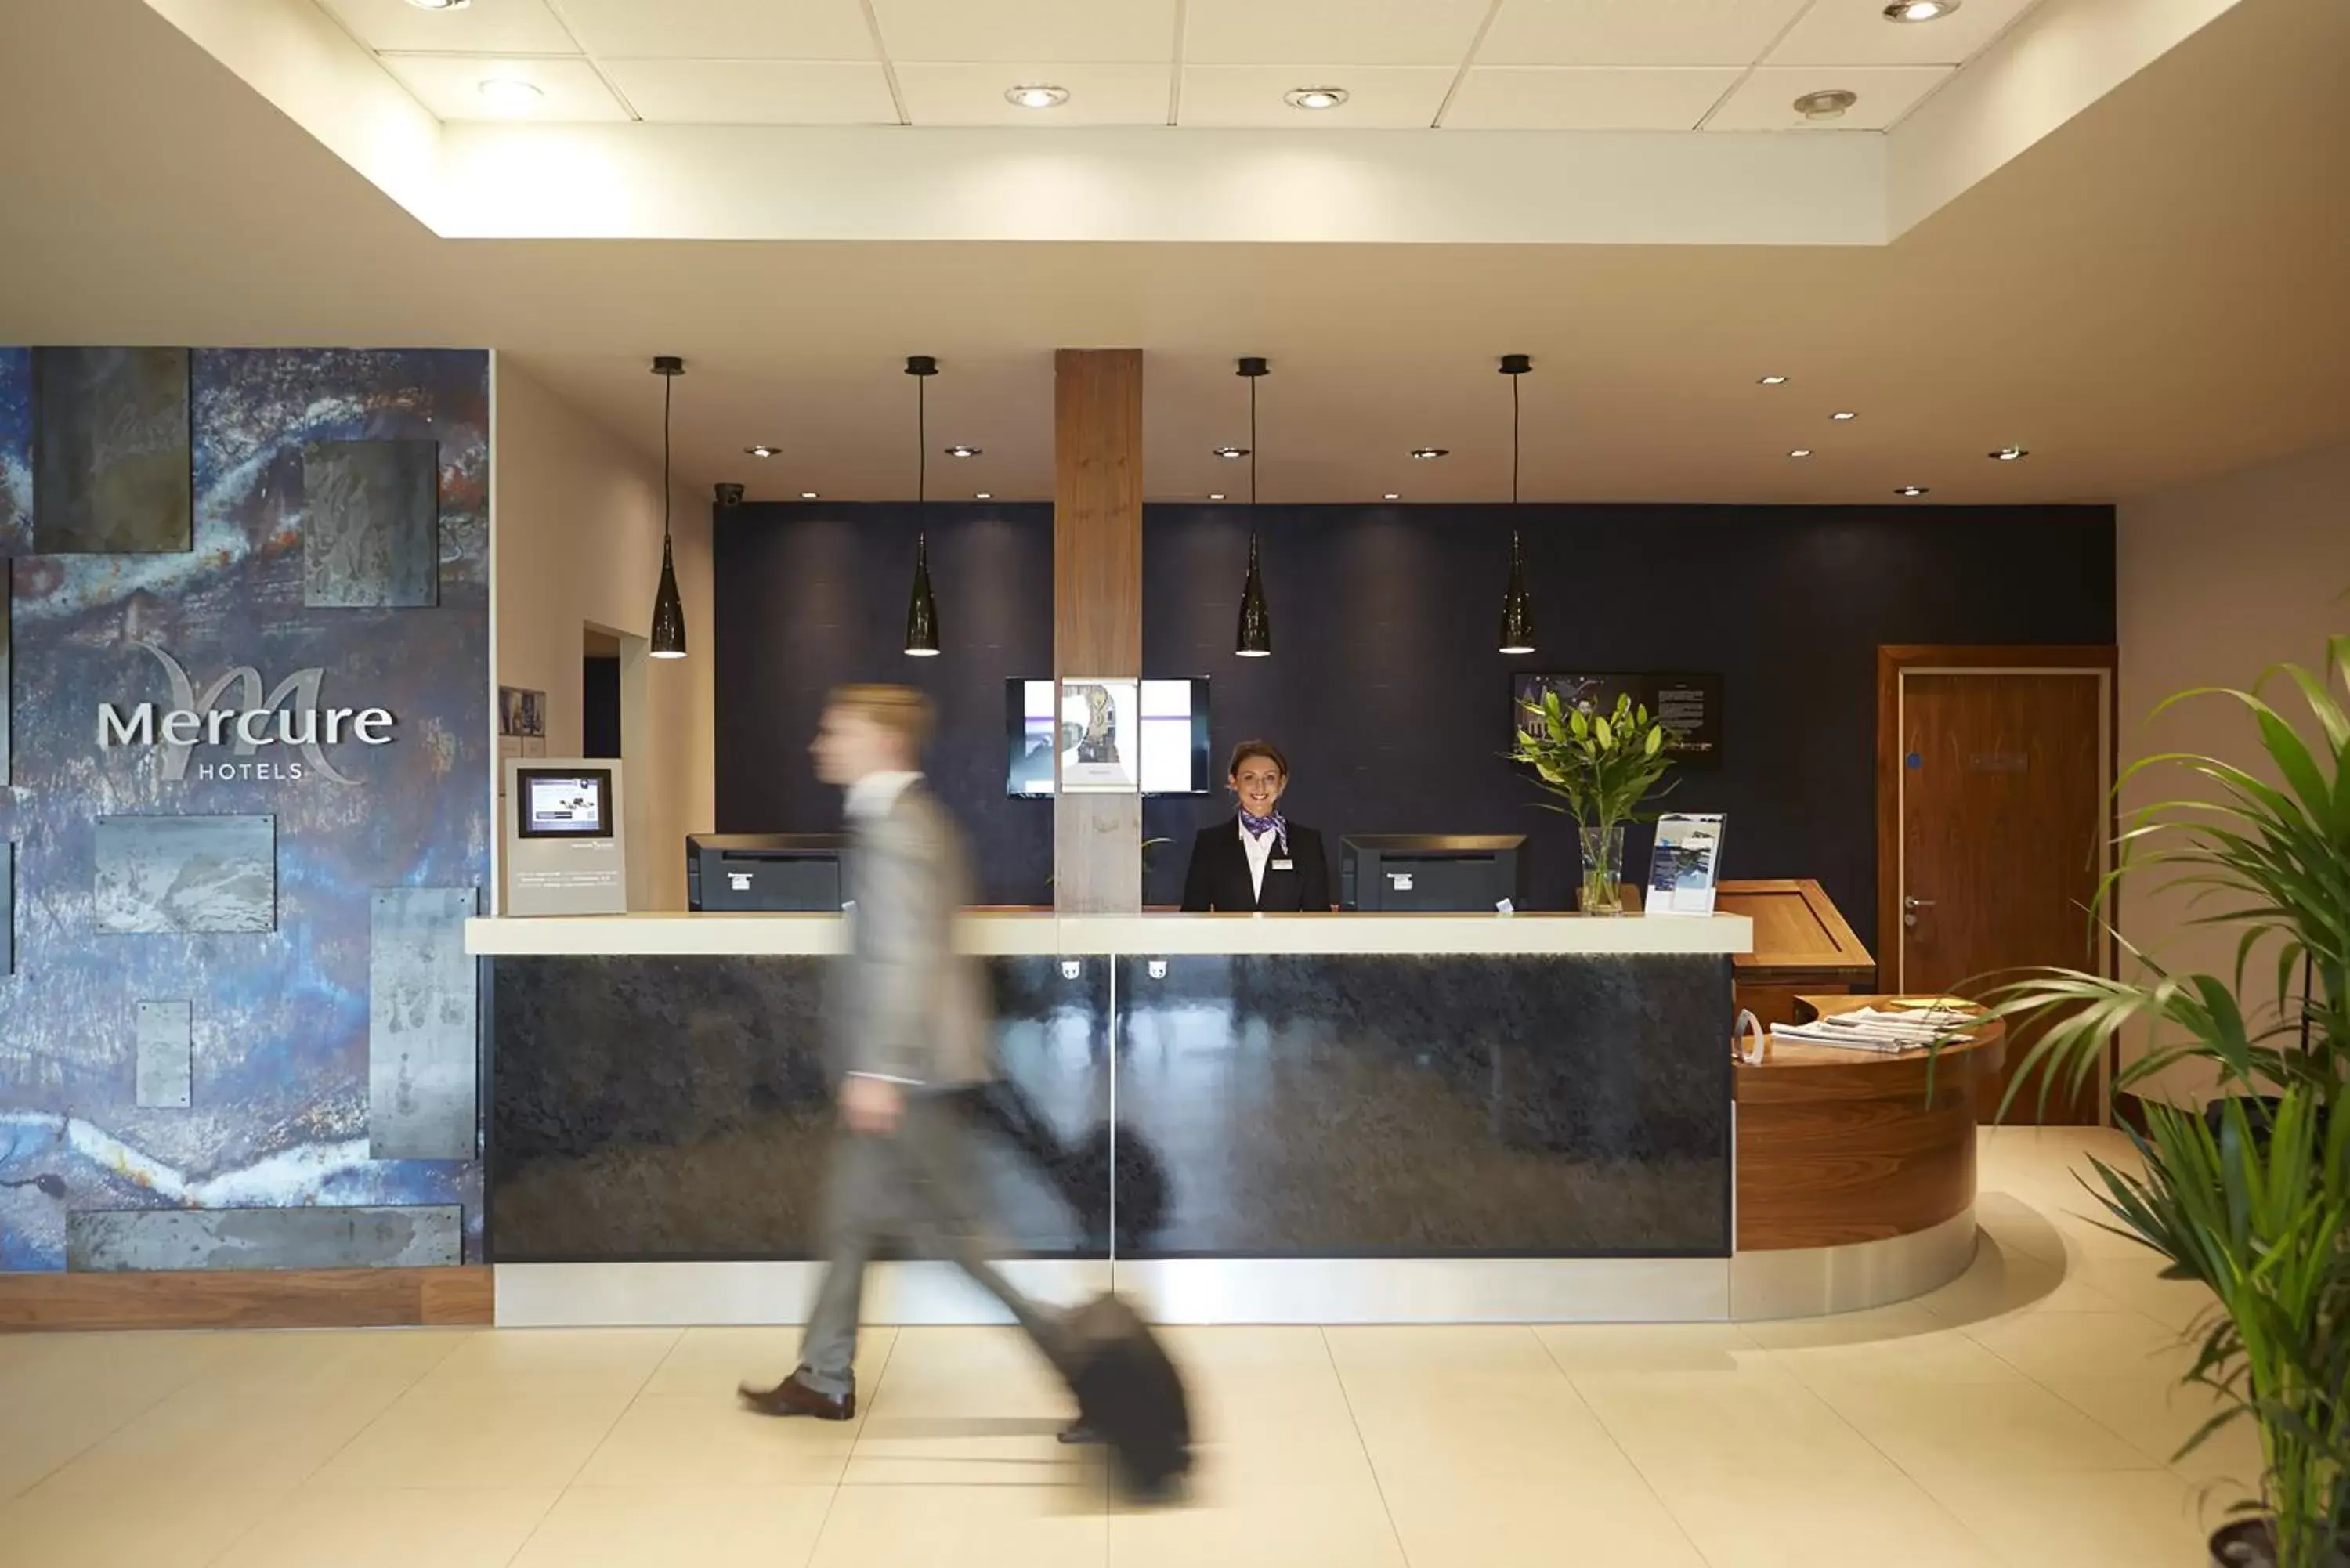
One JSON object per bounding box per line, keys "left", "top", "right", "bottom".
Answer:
{"left": 796, "top": 1092, "right": 1065, "bottom": 1398}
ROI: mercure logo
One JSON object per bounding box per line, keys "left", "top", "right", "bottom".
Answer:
{"left": 96, "top": 641, "right": 396, "bottom": 784}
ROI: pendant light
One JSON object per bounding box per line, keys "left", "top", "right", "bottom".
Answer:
{"left": 649, "top": 356, "right": 688, "bottom": 659}
{"left": 1497, "top": 352, "right": 1536, "bottom": 656}
{"left": 1234, "top": 356, "right": 1271, "bottom": 658}
{"left": 903, "top": 355, "right": 941, "bottom": 657}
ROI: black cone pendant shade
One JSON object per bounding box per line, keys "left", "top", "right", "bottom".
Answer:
{"left": 1235, "top": 529, "right": 1271, "bottom": 657}
{"left": 1234, "top": 356, "right": 1272, "bottom": 658}
{"left": 649, "top": 356, "right": 687, "bottom": 659}
{"left": 1496, "top": 352, "right": 1535, "bottom": 656}
{"left": 904, "top": 355, "right": 942, "bottom": 656}
{"left": 905, "top": 531, "right": 939, "bottom": 657}
{"left": 1499, "top": 530, "right": 1535, "bottom": 656}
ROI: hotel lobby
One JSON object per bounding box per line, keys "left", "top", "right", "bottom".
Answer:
{"left": 3, "top": 0, "right": 2348, "bottom": 1565}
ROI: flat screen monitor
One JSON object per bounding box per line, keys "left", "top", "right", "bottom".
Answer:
{"left": 686, "top": 833, "right": 848, "bottom": 912}
{"left": 1007, "top": 677, "right": 1211, "bottom": 797}
{"left": 1341, "top": 834, "right": 1528, "bottom": 913}
{"left": 515, "top": 768, "right": 613, "bottom": 840}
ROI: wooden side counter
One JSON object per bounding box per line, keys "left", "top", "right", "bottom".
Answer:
{"left": 1735, "top": 995, "right": 2005, "bottom": 1252}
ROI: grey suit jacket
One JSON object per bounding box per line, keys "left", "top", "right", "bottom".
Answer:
{"left": 837, "top": 782, "right": 992, "bottom": 1089}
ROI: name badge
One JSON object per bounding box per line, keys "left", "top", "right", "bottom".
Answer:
{"left": 1271, "top": 858, "right": 1295, "bottom": 872}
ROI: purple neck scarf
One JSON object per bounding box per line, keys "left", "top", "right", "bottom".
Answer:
{"left": 1239, "top": 808, "right": 1287, "bottom": 854}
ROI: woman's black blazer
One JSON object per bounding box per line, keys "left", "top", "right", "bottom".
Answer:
{"left": 1179, "top": 819, "right": 1332, "bottom": 912}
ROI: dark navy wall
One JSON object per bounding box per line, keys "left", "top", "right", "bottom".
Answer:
{"left": 714, "top": 500, "right": 2116, "bottom": 943}
{"left": 714, "top": 502, "right": 1056, "bottom": 905}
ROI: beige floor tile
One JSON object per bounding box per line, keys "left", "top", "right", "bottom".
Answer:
{"left": 1321, "top": 1324, "right": 1556, "bottom": 1378}
{"left": 1811, "top": 1376, "right": 2160, "bottom": 1479}
{"left": 1964, "top": 1307, "right": 2193, "bottom": 1384}
{"left": 1918, "top": 1465, "right": 2220, "bottom": 1568}
{"left": 0, "top": 1480, "right": 283, "bottom": 1568}
{"left": 1575, "top": 1366, "right": 1900, "bottom": 1483}
{"left": 407, "top": 1328, "right": 681, "bottom": 1397}
{"left": 1155, "top": 1324, "right": 1334, "bottom": 1376}
{"left": 1106, "top": 1474, "right": 1405, "bottom": 1568}
{"left": 1344, "top": 1377, "right": 1622, "bottom": 1481}
{"left": 210, "top": 1484, "right": 559, "bottom": 1568}
{"left": 577, "top": 1393, "right": 863, "bottom": 1487}
{"left": 508, "top": 1483, "right": 835, "bottom": 1568}
{"left": 1910, "top": 1236, "right": 2131, "bottom": 1324}
{"left": 0, "top": 1331, "right": 269, "bottom": 1499}
{"left": 1379, "top": 1466, "right": 1708, "bottom": 1568}
{"left": 2067, "top": 1253, "right": 2222, "bottom": 1331}
{"left": 839, "top": 1325, "right": 1085, "bottom": 1485}
{"left": 1742, "top": 1302, "right": 2030, "bottom": 1387}
{"left": 2044, "top": 1374, "right": 2269, "bottom": 1490}
{"left": 643, "top": 1324, "right": 895, "bottom": 1400}
{"left": 1646, "top": 1469, "right": 2004, "bottom": 1568}
{"left": 1531, "top": 1321, "right": 1763, "bottom": 1377}
{"left": 808, "top": 1479, "right": 1107, "bottom": 1568}
{"left": 306, "top": 1389, "right": 634, "bottom": 1490}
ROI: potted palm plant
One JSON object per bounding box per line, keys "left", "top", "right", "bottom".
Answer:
{"left": 1968, "top": 635, "right": 2348, "bottom": 1568}
{"left": 1511, "top": 688, "right": 1676, "bottom": 915}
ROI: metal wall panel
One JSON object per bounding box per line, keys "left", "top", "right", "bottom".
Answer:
{"left": 134, "top": 1000, "right": 192, "bottom": 1109}
{"left": 302, "top": 439, "right": 439, "bottom": 608}
{"left": 30, "top": 347, "right": 192, "bottom": 554}
{"left": 94, "top": 815, "right": 277, "bottom": 934}
{"left": 368, "top": 887, "right": 478, "bottom": 1159}
{"left": 67, "top": 1204, "right": 463, "bottom": 1271}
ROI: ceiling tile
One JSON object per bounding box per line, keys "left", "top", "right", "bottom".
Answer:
{"left": 1184, "top": 0, "right": 1494, "bottom": 67}
{"left": 872, "top": 0, "right": 1177, "bottom": 65}
{"left": 1178, "top": 65, "right": 1454, "bottom": 127}
{"left": 1444, "top": 67, "right": 1741, "bottom": 129}
{"left": 1477, "top": 0, "right": 1812, "bottom": 67}
{"left": 1769, "top": 0, "right": 2041, "bottom": 67}
{"left": 378, "top": 53, "right": 632, "bottom": 120}
{"left": 1704, "top": 63, "right": 1950, "bottom": 129}
{"left": 601, "top": 59, "right": 897, "bottom": 123}
{"left": 316, "top": 0, "right": 581, "bottom": 56}
{"left": 548, "top": 0, "right": 874, "bottom": 60}
{"left": 896, "top": 63, "right": 1171, "bottom": 127}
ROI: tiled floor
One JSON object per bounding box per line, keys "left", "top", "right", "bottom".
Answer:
{"left": 0, "top": 1129, "right": 2248, "bottom": 1567}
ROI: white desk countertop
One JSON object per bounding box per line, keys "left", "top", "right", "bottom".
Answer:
{"left": 465, "top": 910, "right": 1752, "bottom": 959}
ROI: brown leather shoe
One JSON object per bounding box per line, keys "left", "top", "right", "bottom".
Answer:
{"left": 738, "top": 1372, "right": 855, "bottom": 1421}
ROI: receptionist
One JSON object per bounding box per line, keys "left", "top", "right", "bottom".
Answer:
{"left": 1179, "top": 740, "right": 1332, "bottom": 912}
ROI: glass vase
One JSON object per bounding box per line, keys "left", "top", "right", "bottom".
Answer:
{"left": 1578, "top": 824, "right": 1626, "bottom": 916}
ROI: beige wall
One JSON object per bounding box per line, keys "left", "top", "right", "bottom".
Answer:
{"left": 2117, "top": 438, "right": 2350, "bottom": 1100}
{"left": 492, "top": 356, "right": 714, "bottom": 911}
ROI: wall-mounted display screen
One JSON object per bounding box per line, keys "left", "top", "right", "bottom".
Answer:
{"left": 516, "top": 768, "right": 614, "bottom": 839}
{"left": 1007, "top": 678, "right": 1211, "bottom": 797}
{"left": 1513, "top": 673, "right": 1723, "bottom": 765}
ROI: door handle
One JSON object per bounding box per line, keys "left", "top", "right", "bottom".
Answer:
{"left": 1904, "top": 894, "right": 1934, "bottom": 929}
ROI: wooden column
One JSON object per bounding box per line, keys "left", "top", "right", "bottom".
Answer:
{"left": 1053, "top": 349, "right": 1144, "bottom": 913}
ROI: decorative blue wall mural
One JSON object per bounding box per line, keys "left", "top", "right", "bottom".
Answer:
{"left": 0, "top": 348, "right": 491, "bottom": 1272}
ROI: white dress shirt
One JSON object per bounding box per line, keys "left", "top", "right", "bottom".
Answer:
{"left": 844, "top": 770, "right": 922, "bottom": 822}
{"left": 1238, "top": 815, "right": 1278, "bottom": 903}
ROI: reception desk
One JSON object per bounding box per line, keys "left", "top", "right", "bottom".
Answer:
{"left": 468, "top": 912, "right": 1987, "bottom": 1326}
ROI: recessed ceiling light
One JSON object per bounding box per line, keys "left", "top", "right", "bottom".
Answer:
{"left": 943, "top": 445, "right": 981, "bottom": 458}
{"left": 1789, "top": 449, "right": 1813, "bottom": 458}
{"left": 744, "top": 445, "right": 782, "bottom": 459}
{"left": 1213, "top": 446, "right": 1249, "bottom": 460}
{"left": 1005, "top": 84, "right": 1070, "bottom": 110}
{"left": 975, "top": 491, "right": 992, "bottom": 499}
{"left": 406, "top": 0, "right": 471, "bottom": 9}
{"left": 1830, "top": 410, "right": 1858, "bottom": 421}
{"left": 799, "top": 491, "right": 819, "bottom": 500}
{"left": 1284, "top": 86, "right": 1350, "bottom": 111}
{"left": 476, "top": 78, "right": 544, "bottom": 113}
{"left": 1896, "top": 485, "right": 1930, "bottom": 497}
{"left": 1758, "top": 374, "right": 1789, "bottom": 385}
{"left": 1989, "top": 445, "right": 2029, "bottom": 461}
{"left": 1209, "top": 493, "right": 1226, "bottom": 500}
{"left": 1794, "top": 89, "right": 1857, "bottom": 121}
{"left": 1383, "top": 493, "right": 1401, "bottom": 500}
{"left": 1883, "top": 0, "right": 1960, "bottom": 20}
{"left": 1409, "top": 447, "right": 1449, "bottom": 461}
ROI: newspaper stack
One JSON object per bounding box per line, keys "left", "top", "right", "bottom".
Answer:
{"left": 1770, "top": 1004, "right": 1976, "bottom": 1055}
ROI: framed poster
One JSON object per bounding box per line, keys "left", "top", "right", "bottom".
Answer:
{"left": 1513, "top": 671, "right": 1723, "bottom": 765}
{"left": 1057, "top": 678, "right": 1140, "bottom": 793}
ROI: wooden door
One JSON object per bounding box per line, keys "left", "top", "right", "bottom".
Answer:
{"left": 1880, "top": 649, "right": 2113, "bottom": 1125}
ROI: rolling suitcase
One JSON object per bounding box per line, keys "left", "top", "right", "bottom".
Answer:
{"left": 1064, "top": 1292, "right": 1192, "bottom": 1499}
